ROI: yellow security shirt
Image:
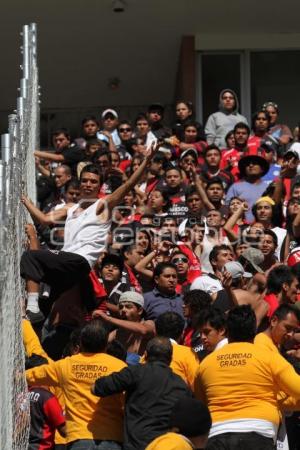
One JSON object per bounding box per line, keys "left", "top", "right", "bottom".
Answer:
{"left": 194, "top": 341, "right": 300, "bottom": 427}
{"left": 255, "top": 332, "right": 300, "bottom": 411}
{"left": 170, "top": 343, "right": 199, "bottom": 391}
{"left": 145, "top": 432, "right": 194, "bottom": 449}
{"left": 26, "top": 352, "right": 126, "bottom": 443}
{"left": 254, "top": 332, "right": 279, "bottom": 353}
{"left": 22, "top": 319, "right": 66, "bottom": 445}
{"left": 22, "top": 319, "right": 49, "bottom": 360}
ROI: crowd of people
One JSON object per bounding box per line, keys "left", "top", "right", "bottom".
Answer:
{"left": 20, "top": 90, "right": 300, "bottom": 449}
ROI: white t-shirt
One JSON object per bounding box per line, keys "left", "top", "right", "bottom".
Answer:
{"left": 209, "top": 418, "right": 277, "bottom": 440}
{"left": 62, "top": 199, "right": 111, "bottom": 267}
{"left": 271, "top": 227, "right": 287, "bottom": 260}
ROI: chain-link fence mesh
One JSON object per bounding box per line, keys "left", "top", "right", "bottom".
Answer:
{"left": 0, "top": 23, "right": 39, "bottom": 450}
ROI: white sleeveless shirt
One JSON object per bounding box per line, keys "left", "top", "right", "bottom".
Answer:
{"left": 62, "top": 199, "right": 111, "bottom": 268}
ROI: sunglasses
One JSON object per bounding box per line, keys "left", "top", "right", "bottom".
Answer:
{"left": 119, "top": 128, "right": 131, "bottom": 132}
{"left": 172, "top": 257, "right": 188, "bottom": 264}
{"left": 289, "top": 200, "right": 300, "bottom": 206}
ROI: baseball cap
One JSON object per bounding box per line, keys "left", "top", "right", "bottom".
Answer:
{"left": 180, "top": 148, "right": 198, "bottom": 162}
{"left": 102, "top": 109, "right": 118, "bottom": 119}
{"left": 190, "top": 275, "right": 223, "bottom": 295}
{"left": 224, "top": 261, "right": 252, "bottom": 279}
{"left": 259, "top": 138, "right": 277, "bottom": 153}
{"left": 119, "top": 291, "right": 144, "bottom": 308}
{"left": 284, "top": 143, "right": 300, "bottom": 160}
{"left": 238, "top": 247, "right": 264, "bottom": 274}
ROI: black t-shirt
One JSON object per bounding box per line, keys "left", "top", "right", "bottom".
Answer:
{"left": 166, "top": 186, "right": 189, "bottom": 219}
{"left": 213, "top": 289, "right": 235, "bottom": 313}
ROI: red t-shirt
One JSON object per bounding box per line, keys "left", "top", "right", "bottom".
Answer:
{"left": 220, "top": 148, "right": 240, "bottom": 179}
{"left": 221, "top": 148, "right": 240, "bottom": 170}
{"left": 264, "top": 293, "right": 279, "bottom": 318}
{"left": 247, "top": 136, "right": 262, "bottom": 155}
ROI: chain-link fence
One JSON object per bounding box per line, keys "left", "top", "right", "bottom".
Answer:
{"left": 0, "top": 23, "right": 39, "bottom": 450}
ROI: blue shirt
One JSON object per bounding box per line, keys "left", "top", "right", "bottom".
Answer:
{"left": 262, "top": 164, "right": 281, "bottom": 183}
{"left": 225, "top": 180, "right": 269, "bottom": 222}
{"left": 143, "top": 288, "right": 183, "bottom": 321}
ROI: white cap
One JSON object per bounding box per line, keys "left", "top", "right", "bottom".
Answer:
{"left": 119, "top": 291, "right": 144, "bottom": 308}
{"left": 190, "top": 275, "right": 223, "bottom": 295}
{"left": 101, "top": 108, "right": 118, "bottom": 119}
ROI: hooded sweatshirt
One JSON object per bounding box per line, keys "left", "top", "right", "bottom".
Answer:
{"left": 205, "top": 89, "right": 248, "bottom": 148}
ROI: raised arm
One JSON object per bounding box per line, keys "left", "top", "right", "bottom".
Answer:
{"left": 191, "top": 168, "right": 214, "bottom": 210}
{"left": 26, "top": 360, "right": 60, "bottom": 387}
{"left": 21, "top": 196, "right": 71, "bottom": 226}
{"left": 134, "top": 250, "right": 156, "bottom": 280}
{"left": 281, "top": 233, "right": 291, "bottom": 262}
{"left": 273, "top": 157, "right": 298, "bottom": 205}
{"left": 271, "top": 177, "right": 284, "bottom": 205}
{"left": 220, "top": 270, "right": 239, "bottom": 308}
{"left": 293, "top": 207, "right": 300, "bottom": 238}
{"left": 35, "top": 157, "right": 51, "bottom": 177}
{"left": 135, "top": 241, "right": 174, "bottom": 280}
{"left": 100, "top": 130, "right": 117, "bottom": 152}
{"left": 34, "top": 150, "right": 65, "bottom": 163}
{"left": 92, "top": 365, "right": 138, "bottom": 396}
{"left": 223, "top": 203, "right": 247, "bottom": 243}
{"left": 93, "top": 310, "right": 155, "bottom": 337}
{"left": 101, "top": 141, "right": 161, "bottom": 213}
{"left": 22, "top": 319, "right": 51, "bottom": 361}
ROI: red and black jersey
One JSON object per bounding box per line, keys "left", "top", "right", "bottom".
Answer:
{"left": 200, "top": 167, "right": 234, "bottom": 192}
{"left": 28, "top": 387, "right": 65, "bottom": 450}
{"left": 166, "top": 187, "right": 189, "bottom": 218}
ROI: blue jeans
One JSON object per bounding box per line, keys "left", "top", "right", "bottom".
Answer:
{"left": 67, "top": 439, "right": 122, "bottom": 450}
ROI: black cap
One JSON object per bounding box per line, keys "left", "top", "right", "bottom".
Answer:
{"left": 260, "top": 138, "right": 277, "bottom": 153}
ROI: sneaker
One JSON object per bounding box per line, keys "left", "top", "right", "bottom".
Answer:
{"left": 26, "top": 310, "right": 45, "bottom": 324}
